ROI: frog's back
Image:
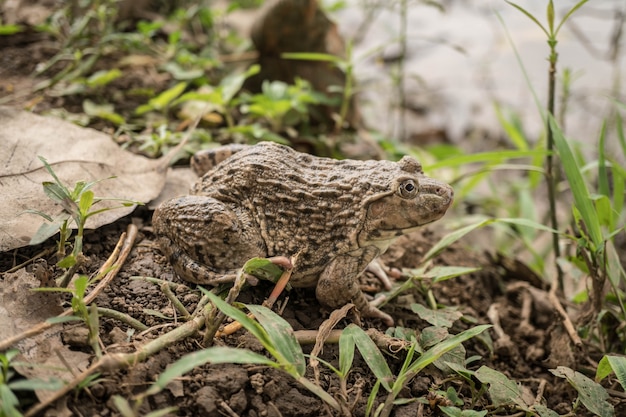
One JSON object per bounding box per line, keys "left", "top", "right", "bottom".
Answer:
{"left": 191, "top": 142, "right": 409, "bottom": 271}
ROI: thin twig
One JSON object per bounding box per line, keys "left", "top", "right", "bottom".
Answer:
{"left": 548, "top": 281, "right": 582, "bottom": 346}
{"left": 24, "top": 305, "right": 208, "bottom": 417}
{"left": 4, "top": 247, "right": 56, "bottom": 274}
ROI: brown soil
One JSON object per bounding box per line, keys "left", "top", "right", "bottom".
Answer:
{"left": 1, "top": 22, "right": 623, "bottom": 417}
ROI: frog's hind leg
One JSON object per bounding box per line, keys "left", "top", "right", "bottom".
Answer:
{"left": 153, "top": 195, "right": 266, "bottom": 285}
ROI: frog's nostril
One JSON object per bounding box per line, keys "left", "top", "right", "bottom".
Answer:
{"left": 436, "top": 186, "right": 450, "bottom": 196}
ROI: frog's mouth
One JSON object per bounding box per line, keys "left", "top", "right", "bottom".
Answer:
{"left": 359, "top": 189, "right": 453, "bottom": 244}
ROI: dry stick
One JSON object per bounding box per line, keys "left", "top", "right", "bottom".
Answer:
{"left": 4, "top": 246, "right": 56, "bottom": 274}
{"left": 548, "top": 281, "right": 583, "bottom": 346}
{"left": 161, "top": 281, "right": 191, "bottom": 320}
{"left": 24, "top": 305, "right": 209, "bottom": 417}
{"left": 0, "top": 224, "right": 137, "bottom": 351}
{"left": 95, "top": 229, "right": 125, "bottom": 276}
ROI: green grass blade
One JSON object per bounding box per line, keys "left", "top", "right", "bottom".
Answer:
{"left": 281, "top": 52, "right": 343, "bottom": 64}
{"left": 338, "top": 325, "right": 356, "bottom": 377}
{"left": 597, "top": 356, "right": 626, "bottom": 392}
{"left": 495, "top": 11, "right": 545, "bottom": 120}
{"left": 504, "top": 2, "right": 549, "bottom": 41}
{"left": 598, "top": 121, "right": 610, "bottom": 198}
{"left": 616, "top": 113, "right": 626, "bottom": 157}
{"left": 611, "top": 162, "right": 625, "bottom": 218}
{"left": 426, "top": 150, "right": 547, "bottom": 170}
{"left": 344, "top": 324, "right": 394, "bottom": 392}
{"left": 204, "top": 291, "right": 273, "bottom": 351}
{"left": 393, "top": 325, "right": 491, "bottom": 395}
{"left": 494, "top": 102, "right": 528, "bottom": 151}
{"left": 549, "top": 116, "right": 603, "bottom": 247}
{"left": 146, "top": 346, "right": 275, "bottom": 396}
{"left": 422, "top": 218, "right": 493, "bottom": 262}
{"left": 296, "top": 376, "right": 342, "bottom": 411}
{"left": 555, "top": 0, "right": 590, "bottom": 35}
{"left": 246, "top": 304, "right": 306, "bottom": 376}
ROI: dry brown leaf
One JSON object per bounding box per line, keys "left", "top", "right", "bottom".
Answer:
{"left": 0, "top": 106, "right": 166, "bottom": 251}
{"left": 0, "top": 268, "right": 91, "bottom": 404}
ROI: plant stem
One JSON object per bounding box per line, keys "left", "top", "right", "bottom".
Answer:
{"left": 546, "top": 43, "right": 564, "bottom": 290}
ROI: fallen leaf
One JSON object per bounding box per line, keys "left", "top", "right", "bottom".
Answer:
{"left": 0, "top": 268, "right": 91, "bottom": 403}
{"left": 0, "top": 106, "right": 166, "bottom": 251}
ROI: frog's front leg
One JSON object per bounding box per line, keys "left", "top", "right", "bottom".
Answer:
{"left": 316, "top": 249, "right": 394, "bottom": 326}
{"left": 153, "top": 195, "right": 266, "bottom": 285}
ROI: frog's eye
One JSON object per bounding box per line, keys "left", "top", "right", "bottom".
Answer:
{"left": 398, "top": 179, "right": 419, "bottom": 198}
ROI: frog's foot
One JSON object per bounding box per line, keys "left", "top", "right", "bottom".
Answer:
{"left": 365, "top": 259, "right": 393, "bottom": 291}
{"left": 153, "top": 195, "right": 266, "bottom": 285}
{"left": 155, "top": 235, "right": 239, "bottom": 285}
{"left": 317, "top": 254, "right": 394, "bottom": 326}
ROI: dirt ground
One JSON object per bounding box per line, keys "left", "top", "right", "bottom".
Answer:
{"left": 1, "top": 18, "right": 624, "bottom": 417}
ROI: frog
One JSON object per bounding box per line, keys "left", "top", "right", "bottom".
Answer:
{"left": 153, "top": 142, "right": 454, "bottom": 325}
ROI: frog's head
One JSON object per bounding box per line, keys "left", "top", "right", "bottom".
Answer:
{"left": 358, "top": 156, "right": 453, "bottom": 246}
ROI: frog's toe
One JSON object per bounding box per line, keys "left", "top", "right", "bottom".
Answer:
{"left": 363, "top": 304, "right": 394, "bottom": 326}
{"left": 366, "top": 259, "right": 393, "bottom": 290}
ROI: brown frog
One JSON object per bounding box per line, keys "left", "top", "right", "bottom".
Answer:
{"left": 153, "top": 142, "right": 453, "bottom": 324}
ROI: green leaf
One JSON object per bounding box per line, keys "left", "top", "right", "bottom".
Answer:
{"left": 281, "top": 52, "right": 343, "bottom": 64}
{"left": 426, "top": 150, "right": 548, "bottom": 171}
{"left": 242, "top": 258, "right": 284, "bottom": 283}
{"left": 506, "top": 2, "right": 549, "bottom": 36}
{"left": 0, "top": 384, "right": 21, "bottom": 417}
{"left": 597, "top": 355, "right": 626, "bottom": 392}
{"left": 551, "top": 366, "right": 614, "bottom": 417}
{"left": 597, "top": 122, "right": 610, "bottom": 198}
{"left": 546, "top": 0, "right": 555, "bottom": 34}
{"left": 411, "top": 305, "right": 463, "bottom": 328}
{"left": 494, "top": 103, "right": 528, "bottom": 151}
{"left": 86, "top": 69, "right": 122, "bottom": 88}
{"left": 136, "top": 82, "right": 188, "bottom": 114}
{"left": 46, "top": 316, "right": 84, "bottom": 324}
{"left": 9, "top": 378, "right": 64, "bottom": 391}
{"left": 400, "top": 325, "right": 491, "bottom": 386}
{"left": 424, "top": 266, "right": 481, "bottom": 283}
{"left": 146, "top": 346, "right": 275, "bottom": 396}
{"left": 338, "top": 326, "right": 356, "bottom": 377}
{"left": 343, "top": 324, "right": 394, "bottom": 391}
{"left": 550, "top": 116, "right": 603, "bottom": 248}
{"left": 555, "top": 0, "right": 590, "bottom": 35}
{"left": 38, "top": 156, "right": 69, "bottom": 195}
{"left": 43, "top": 181, "right": 70, "bottom": 204}
{"left": 112, "top": 395, "right": 134, "bottom": 417}
{"left": 533, "top": 404, "right": 560, "bottom": 417}
{"left": 220, "top": 64, "right": 260, "bottom": 104}
{"left": 162, "top": 62, "right": 205, "bottom": 81}
{"left": 78, "top": 190, "right": 94, "bottom": 217}
{"left": 419, "top": 327, "right": 467, "bottom": 373}
{"left": 246, "top": 304, "right": 305, "bottom": 376}
{"left": 0, "top": 24, "right": 24, "bottom": 35}
{"left": 439, "top": 406, "right": 487, "bottom": 417}
{"left": 29, "top": 214, "right": 70, "bottom": 245}
{"left": 204, "top": 291, "right": 273, "bottom": 351}
{"left": 82, "top": 100, "right": 125, "bottom": 125}
{"left": 73, "top": 275, "right": 89, "bottom": 298}
{"left": 57, "top": 254, "right": 77, "bottom": 268}
{"left": 475, "top": 366, "right": 529, "bottom": 410}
